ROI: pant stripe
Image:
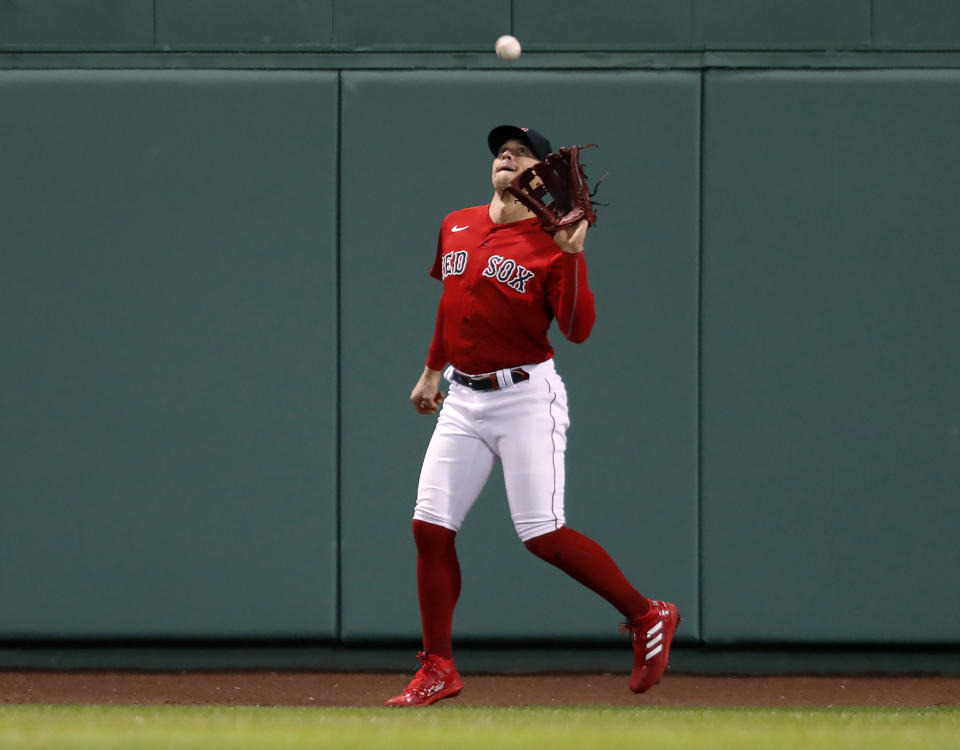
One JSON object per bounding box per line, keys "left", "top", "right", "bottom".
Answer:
{"left": 546, "top": 379, "right": 561, "bottom": 531}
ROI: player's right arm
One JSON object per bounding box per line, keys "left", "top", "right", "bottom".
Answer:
{"left": 411, "top": 224, "right": 453, "bottom": 414}
{"left": 411, "top": 297, "right": 447, "bottom": 414}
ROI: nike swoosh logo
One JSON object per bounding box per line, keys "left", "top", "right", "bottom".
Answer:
{"left": 451, "top": 225, "right": 470, "bottom": 232}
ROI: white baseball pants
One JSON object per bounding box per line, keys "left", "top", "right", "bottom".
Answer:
{"left": 414, "top": 358, "right": 569, "bottom": 542}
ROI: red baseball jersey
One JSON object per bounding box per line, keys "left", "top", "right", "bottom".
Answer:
{"left": 426, "top": 205, "right": 596, "bottom": 374}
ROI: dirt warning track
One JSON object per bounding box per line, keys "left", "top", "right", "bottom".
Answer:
{"left": 2, "top": 672, "right": 959, "bottom": 707}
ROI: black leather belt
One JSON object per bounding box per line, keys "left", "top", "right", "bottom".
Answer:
{"left": 450, "top": 368, "right": 530, "bottom": 391}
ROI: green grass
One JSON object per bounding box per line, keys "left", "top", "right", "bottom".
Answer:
{"left": 1, "top": 705, "right": 958, "bottom": 750}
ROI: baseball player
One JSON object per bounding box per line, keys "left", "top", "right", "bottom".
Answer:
{"left": 385, "top": 126, "right": 679, "bottom": 707}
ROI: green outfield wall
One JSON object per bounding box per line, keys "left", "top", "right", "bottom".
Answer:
{"left": 1, "top": 1, "right": 958, "bottom": 654}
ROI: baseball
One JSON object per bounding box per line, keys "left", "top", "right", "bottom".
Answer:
{"left": 495, "top": 35, "right": 522, "bottom": 61}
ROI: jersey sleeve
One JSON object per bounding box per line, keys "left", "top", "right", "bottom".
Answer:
{"left": 426, "top": 297, "right": 447, "bottom": 371}
{"left": 547, "top": 251, "right": 596, "bottom": 343}
{"left": 429, "top": 225, "right": 445, "bottom": 280}
{"left": 426, "top": 225, "right": 447, "bottom": 368}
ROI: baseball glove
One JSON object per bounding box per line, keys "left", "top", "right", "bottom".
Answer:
{"left": 506, "top": 144, "right": 603, "bottom": 233}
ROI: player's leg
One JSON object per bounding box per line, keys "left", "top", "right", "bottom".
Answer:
{"left": 523, "top": 525, "right": 681, "bottom": 692}
{"left": 523, "top": 527, "right": 651, "bottom": 620}
{"left": 412, "top": 392, "right": 495, "bottom": 659}
{"left": 411, "top": 520, "right": 460, "bottom": 660}
{"left": 412, "top": 389, "right": 496, "bottom": 541}
{"left": 493, "top": 367, "right": 649, "bottom": 618}
{"left": 494, "top": 360, "right": 679, "bottom": 693}
{"left": 387, "top": 390, "right": 494, "bottom": 707}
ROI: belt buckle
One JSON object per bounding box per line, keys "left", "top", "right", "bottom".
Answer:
{"left": 453, "top": 367, "right": 527, "bottom": 391}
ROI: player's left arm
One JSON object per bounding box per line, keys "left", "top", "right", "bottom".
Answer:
{"left": 549, "top": 219, "right": 596, "bottom": 343}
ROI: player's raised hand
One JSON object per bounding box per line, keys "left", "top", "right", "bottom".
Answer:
{"left": 410, "top": 367, "right": 446, "bottom": 414}
{"left": 553, "top": 219, "right": 588, "bottom": 254}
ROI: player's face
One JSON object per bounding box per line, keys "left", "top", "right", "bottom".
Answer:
{"left": 491, "top": 139, "right": 539, "bottom": 190}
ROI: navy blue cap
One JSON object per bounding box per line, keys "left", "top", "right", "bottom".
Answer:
{"left": 487, "top": 125, "right": 552, "bottom": 161}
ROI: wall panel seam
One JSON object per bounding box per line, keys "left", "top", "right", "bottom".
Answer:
{"left": 334, "top": 70, "right": 344, "bottom": 641}
{"left": 696, "top": 68, "right": 706, "bottom": 646}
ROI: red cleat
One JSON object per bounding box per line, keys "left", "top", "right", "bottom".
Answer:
{"left": 384, "top": 651, "right": 464, "bottom": 707}
{"left": 622, "top": 600, "right": 680, "bottom": 693}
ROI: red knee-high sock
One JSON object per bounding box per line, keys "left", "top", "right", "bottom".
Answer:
{"left": 524, "top": 527, "right": 651, "bottom": 620}
{"left": 412, "top": 520, "right": 460, "bottom": 659}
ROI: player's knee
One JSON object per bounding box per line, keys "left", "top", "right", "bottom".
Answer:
{"left": 523, "top": 529, "right": 555, "bottom": 559}
{"left": 516, "top": 520, "right": 565, "bottom": 546}
{"left": 413, "top": 490, "right": 464, "bottom": 534}
{"left": 413, "top": 518, "right": 457, "bottom": 549}
{"left": 413, "top": 507, "right": 460, "bottom": 533}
